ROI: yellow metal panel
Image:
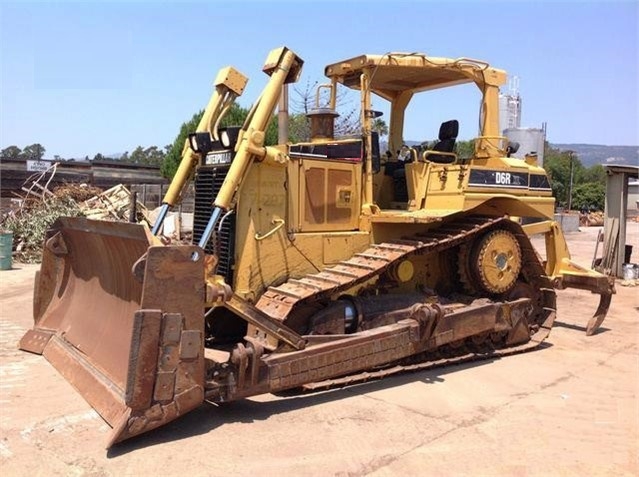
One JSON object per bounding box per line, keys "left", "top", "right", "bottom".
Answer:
{"left": 287, "top": 160, "right": 301, "bottom": 232}
{"left": 464, "top": 194, "right": 555, "bottom": 219}
{"left": 370, "top": 210, "right": 446, "bottom": 223}
{"left": 323, "top": 234, "right": 367, "bottom": 264}
{"left": 233, "top": 162, "right": 288, "bottom": 300}
{"left": 298, "top": 159, "right": 361, "bottom": 232}
{"left": 214, "top": 67, "right": 248, "bottom": 95}
{"left": 421, "top": 164, "right": 467, "bottom": 213}
{"left": 304, "top": 166, "right": 326, "bottom": 225}
{"left": 233, "top": 160, "right": 371, "bottom": 300}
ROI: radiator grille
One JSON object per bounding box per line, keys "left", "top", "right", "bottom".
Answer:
{"left": 193, "top": 165, "right": 236, "bottom": 285}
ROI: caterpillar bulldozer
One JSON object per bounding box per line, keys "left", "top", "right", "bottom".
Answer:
{"left": 19, "top": 47, "right": 614, "bottom": 447}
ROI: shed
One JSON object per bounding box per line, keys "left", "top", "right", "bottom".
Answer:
{"left": 600, "top": 164, "right": 639, "bottom": 277}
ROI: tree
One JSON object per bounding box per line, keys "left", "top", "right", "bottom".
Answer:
{"left": 291, "top": 80, "right": 317, "bottom": 115}
{"left": 262, "top": 114, "right": 278, "bottom": 147}
{"left": 541, "top": 144, "right": 608, "bottom": 211}
{"left": 146, "top": 146, "right": 166, "bottom": 166}
{"left": 455, "top": 140, "right": 475, "bottom": 158}
{"left": 371, "top": 118, "right": 389, "bottom": 138}
{"left": 580, "top": 164, "right": 606, "bottom": 184}
{"left": 129, "top": 146, "right": 146, "bottom": 164}
{"left": 1, "top": 145, "right": 22, "bottom": 160}
{"left": 572, "top": 182, "right": 605, "bottom": 211}
{"left": 116, "top": 145, "right": 166, "bottom": 166}
{"left": 161, "top": 110, "right": 204, "bottom": 179}
{"left": 93, "top": 153, "right": 105, "bottom": 161}
{"left": 335, "top": 109, "right": 361, "bottom": 137}
{"left": 287, "top": 113, "right": 311, "bottom": 143}
{"left": 21, "top": 143, "right": 46, "bottom": 160}
{"left": 543, "top": 146, "right": 584, "bottom": 208}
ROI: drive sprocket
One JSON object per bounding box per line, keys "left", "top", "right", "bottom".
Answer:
{"left": 472, "top": 229, "right": 522, "bottom": 294}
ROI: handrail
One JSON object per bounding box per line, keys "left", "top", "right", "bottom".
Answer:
{"left": 255, "top": 218, "right": 285, "bottom": 241}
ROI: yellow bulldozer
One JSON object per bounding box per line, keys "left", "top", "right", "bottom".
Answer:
{"left": 20, "top": 47, "right": 614, "bottom": 447}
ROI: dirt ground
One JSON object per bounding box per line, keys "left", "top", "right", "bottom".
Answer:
{"left": 0, "top": 224, "right": 637, "bottom": 477}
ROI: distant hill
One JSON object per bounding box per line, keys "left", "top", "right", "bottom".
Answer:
{"left": 550, "top": 144, "right": 638, "bottom": 168}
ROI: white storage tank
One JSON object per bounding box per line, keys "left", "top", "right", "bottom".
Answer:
{"left": 504, "top": 127, "right": 546, "bottom": 163}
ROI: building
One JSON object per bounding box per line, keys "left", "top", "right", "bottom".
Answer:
{"left": 0, "top": 158, "right": 168, "bottom": 198}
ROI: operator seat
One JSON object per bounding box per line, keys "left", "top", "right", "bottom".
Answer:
{"left": 423, "top": 120, "right": 459, "bottom": 164}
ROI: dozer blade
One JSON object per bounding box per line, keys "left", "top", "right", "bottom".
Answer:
{"left": 19, "top": 218, "right": 206, "bottom": 447}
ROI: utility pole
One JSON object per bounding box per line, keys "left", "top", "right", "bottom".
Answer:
{"left": 567, "top": 150, "right": 575, "bottom": 211}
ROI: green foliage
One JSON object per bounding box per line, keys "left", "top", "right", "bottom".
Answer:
{"left": 455, "top": 140, "right": 475, "bottom": 158}
{"left": 3, "top": 142, "right": 173, "bottom": 167}
{"left": 145, "top": 146, "right": 168, "bottom": 166}
{"left": 543, "top": 144, "right": 607, "bottom": 210}
{"left": 129, "top": 146, "right": 146, "bottom": 164}
{"left": 161, "top": 110, "right": 204, "bottom": 179}
{"left": 219, "top": 103, "right": 278, "bottom": 145}
{"left": 1, "top": 145, "right": 22, "bottom": 160}
{"left": 371, "top": 118, "right": 389, "bottom": 138}
{"left": 265, "top": 117, "right": 279, "bottom": 146}
{"left": 22, "top": 143, "right": 46, "bottom": 160}
{"left": 579, "top": 163, "right": 606, "bottom": 184}
{"left": 247, "top": 113, "right": 279, "bottom": 147}
{"left": 2, "top": 197, "right": 83, "bottom": 263}
{"left": 288, "top": 113, "right": 311, "bottom": 143}
{"left": 571, "top": 182, "right": 605, "bottom": 211}
{"left": 115, "top": 145, "right": 167, "bottom": 166}
{"left": 161, "top": 103, "right": 278, "bottom": 179}
{"left": 1, "top": 144, "right": 45, "bottom": 160}
{"left": 126, "top": 145, "right": 166, "bottom": 166}
{"left": 219, "top": 102, "right": 247, "bottom": 129}
{"left": 544, "top": 147, "right": 582, "bottom": 208}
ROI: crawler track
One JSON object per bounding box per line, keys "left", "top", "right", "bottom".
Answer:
{"left": 258, "top": 215, "right": 557, "bottom": 390}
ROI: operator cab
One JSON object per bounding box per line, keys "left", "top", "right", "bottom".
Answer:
{"left": 320, "top": 52, "right": 537, "bottom": 214}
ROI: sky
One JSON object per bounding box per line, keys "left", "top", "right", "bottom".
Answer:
{"left": 0, "top": 0, "right": 637, "bottom": 159}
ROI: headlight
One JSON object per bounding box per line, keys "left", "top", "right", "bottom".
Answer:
{"left": 220, "top": 130, "right": 231, "bottom": 148}
{"left": 218, "top": 127, "right": 241, "bottom": 150}
{"left": 188, "top": 132, "right": 213, "bottom": 154}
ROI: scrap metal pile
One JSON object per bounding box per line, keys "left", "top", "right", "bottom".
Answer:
{"left": 0, "top": 167, "right": 147, "bottom": 263}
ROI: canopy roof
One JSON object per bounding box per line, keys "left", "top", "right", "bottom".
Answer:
{"left": 603, "top": 164, "right": 639, "bottom": 178}
{"left": 324, "top": 53, "right": 507, "bottom": 101}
